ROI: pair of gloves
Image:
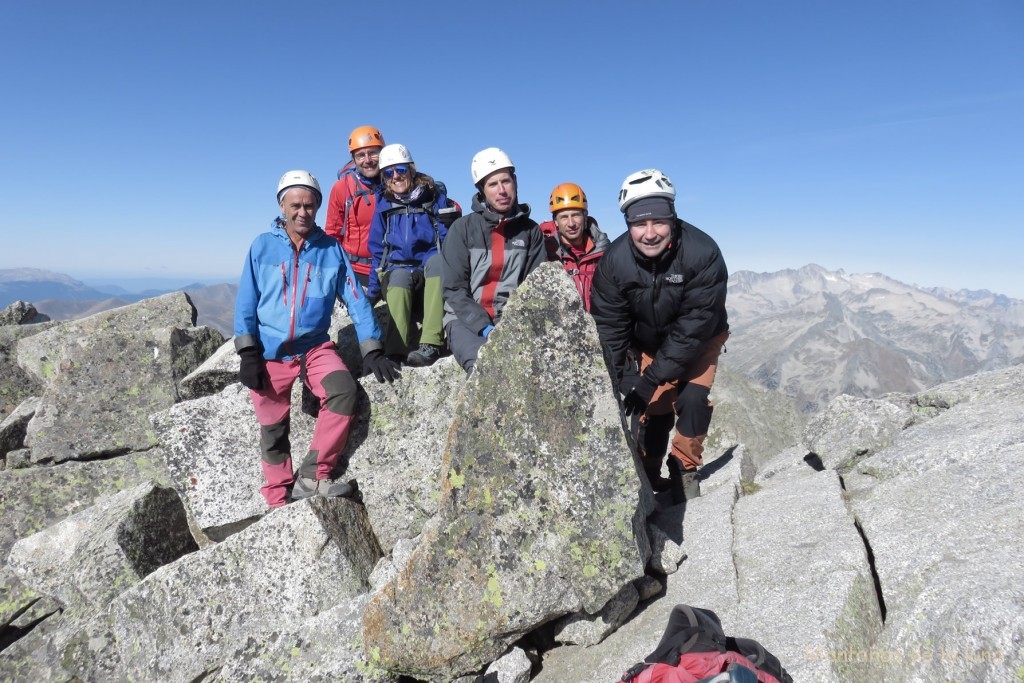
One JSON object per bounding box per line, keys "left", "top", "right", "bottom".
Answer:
{"left": 237, "top": 347, "right": 401, "bottom": 391}
{"left": 619, "top": 367, "right": 659, "bottom": 417}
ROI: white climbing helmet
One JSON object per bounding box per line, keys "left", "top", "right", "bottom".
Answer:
{"left": 617, "top": 169, "right": 676, "bottom": 212}
{"left": 276, "top": 170, "right": 322, "bottom": 207}
{"left": 378, "top": 143, "right": 414, "bottom": 169}
{"left": 471, "top": 147, "right": 515, "bottom": 185}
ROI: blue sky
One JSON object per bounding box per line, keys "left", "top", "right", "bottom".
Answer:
{"left": 3, "top": 1, "right": 1023, "bottom": 297}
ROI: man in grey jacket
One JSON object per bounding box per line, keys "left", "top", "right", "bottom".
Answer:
{"left": 440, "top": 147, "right": 546, "bottom": 374}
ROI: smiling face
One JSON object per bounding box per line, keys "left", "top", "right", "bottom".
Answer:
{"left": 352, "top": 146, "right": 382, "bottom": 179}
{"left": 628, "top": 218, "right": 673, "bottom": 259}
{"left": 383, "top": 164, "right": 412, "bottom": 194}
{"left": 480, "top": 170, "right": 516, "bottom": 214}
{"left": 554, "top": 209, "right": 587, "bottom": 248}
{"left": 279, "top": 187, "right": 318, "bottom": 246}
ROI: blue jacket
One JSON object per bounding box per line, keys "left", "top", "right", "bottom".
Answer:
{"left": 233, "top": 221, "right": 383, "bottom": 360}
{"left": 367, "top": 184, "right": 449, "bottom": 299}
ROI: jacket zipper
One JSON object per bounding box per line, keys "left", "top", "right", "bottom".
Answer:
{"left": 648, "top": 260, "right": 662, "bottom": 332}
{"left": 299, "top": 263, "right": 311, "bottom": 308}
{"left": 287, "top": 248, "right": 300, "bottom": 342}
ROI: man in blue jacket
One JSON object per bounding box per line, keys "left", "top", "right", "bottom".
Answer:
{"left": 234, "top": 170, "right": 400, "bottom": 508}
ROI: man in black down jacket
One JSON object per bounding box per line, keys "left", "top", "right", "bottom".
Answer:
{"left": 590, "top": 169, "right": 729, "bottom": 503}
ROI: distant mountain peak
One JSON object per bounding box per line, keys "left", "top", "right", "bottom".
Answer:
{"left": 0, "top": 268, "right": 86, "bottom": 286}
{"left": 727, "top": 264, "right": 1024, "bottom": 413}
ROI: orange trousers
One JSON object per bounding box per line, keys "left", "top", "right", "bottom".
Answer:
{"left": 636, "top": 331, "right": 729, "bottom": 471}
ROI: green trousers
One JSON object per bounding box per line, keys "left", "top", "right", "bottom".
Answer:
{"left": 380, "top": 256, "right": 444, "bottom": 355}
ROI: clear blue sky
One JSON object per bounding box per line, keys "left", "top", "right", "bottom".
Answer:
{"left": 3, "top": 1, "right": 1023, "bottom": 297}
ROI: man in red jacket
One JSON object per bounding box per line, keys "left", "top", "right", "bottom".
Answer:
{"left": 325, "top": 125, "right": 385, "bottom": 289}
{"left": 538, "top": 182, "right": 610, "bottom": 312}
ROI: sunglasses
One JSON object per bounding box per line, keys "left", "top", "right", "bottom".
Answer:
{"left": 383, "top": 165, "right": 410, "bottom": 179}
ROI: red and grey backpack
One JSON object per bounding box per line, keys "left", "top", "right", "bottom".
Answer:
{"left": 619, "top": 604, "right": 792, "bottom": 683}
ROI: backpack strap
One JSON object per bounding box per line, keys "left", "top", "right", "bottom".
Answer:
{"left": 339, "top": 167, "right": 376, "bottom": 241}
{"left": 377, "top": 200, "right": 441, "bottom": 269}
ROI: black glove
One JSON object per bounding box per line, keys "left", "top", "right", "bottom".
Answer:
{"left": 618, "top": 365, "right": 640, "bottom": 397}
{"left": 238, "top": 347, "right": 265, "bottom": 391}
{"left": 621, "top": 373, "right": 658, "bottom": 417}
{"left": 363, "top": 349, "right": 401, "bottom": 384}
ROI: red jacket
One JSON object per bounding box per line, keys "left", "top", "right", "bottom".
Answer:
{"left": 324, "top": 165, "right": 380, "bottom": 277}
{"left": 539, "top": 217, "right": 610, "bottom": 312}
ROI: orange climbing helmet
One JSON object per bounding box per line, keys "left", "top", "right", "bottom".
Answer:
{"left": 549, "top": 182, "right": 588, "bottom": 214}
{"left": 348, "top": 125, "right": 385, "bottom": 152}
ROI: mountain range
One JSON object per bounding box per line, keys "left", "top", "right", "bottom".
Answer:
{"left": 0, "top": 268, "right": 235, "bottom": 336}
{"left": 726, "top": 264, "right": 1024, "bottom": 411}
{"left": 4, "top": 265, "right": 1022, "bottom": 413}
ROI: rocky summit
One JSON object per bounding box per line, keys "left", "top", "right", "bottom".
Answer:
{"left": 0, "top": 272, "right": 1022, "bottom": 682}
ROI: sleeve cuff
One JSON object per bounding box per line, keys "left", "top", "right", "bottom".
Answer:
{"left": 234, "top": 334, "right": 259, "bottom": 353}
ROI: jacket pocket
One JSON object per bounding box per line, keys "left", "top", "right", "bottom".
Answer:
{"left": 298, "top": 295, "right": 331, "bottom": 330}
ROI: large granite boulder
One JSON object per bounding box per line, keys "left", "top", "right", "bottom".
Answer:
{"left": 152, "top": 383, "right": 279, "bottom": 539}
{"left": 0, "top": 323, "right": 49, "bottom": 418}
{"left": 342, "top": 355, "right": 466, "bottom": 552}
{"left": 0, "top": 302, "right": 46, "bottom": 327}
{"left": 707, "top": 365, "right": 804, "bottom": 477}
{"left": 5, "top": 496, "right": 383, "bottom": 682}
{"left": 842, "top": 364, "right": 1024, "bottom": 681}
{"left": 16, "top": 293, "right": 223, "bottom": 463}
{"left": 803, "top": 393, "right": 914, "bottom": 470}
{"left": 0, "top": 397, "right": 38, "bottom": 461}
{"left": 0, "top": 451, "right": 171, "bottom": 558}
{"left": 217, "top": 594, "right": 399, "bottom": 682}
{"left": 0, "top": 566, "right": 58, "bottom": 645}
{"left": 8, "top": 482, "right": 197, "bottom": 617}
{"left": 177, "top": 337, "right": 239, "bottom": 400}
{"left": 363, "top": 263, "right": 649, "bottom": 681}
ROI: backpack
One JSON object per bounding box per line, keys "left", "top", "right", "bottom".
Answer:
{"left": 336, "top": 161, "right": 377, "bottom": 241}
{"left": 433, "top": 180, "right": 462, "bottom": 226}
{"left": 619, "top": 604, "right": 792, "bottom": 683}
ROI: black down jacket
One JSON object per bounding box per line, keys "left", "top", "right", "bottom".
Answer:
{"left": 590, "top": 218, "right": 729, "bottom": 387}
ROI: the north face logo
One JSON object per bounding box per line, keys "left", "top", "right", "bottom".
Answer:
{"left": 510, "top": 238, "right": 526, "bottom": 247}
{"left": 665, "top": 274, "right": 684, "bottom": 284}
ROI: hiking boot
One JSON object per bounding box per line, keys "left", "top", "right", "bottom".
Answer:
{"left": 291, "top": 476, "right": 355, "bottom": 500}
{"left": 405, "top": 343, "right": 443, "bottom": 367}
{"left": 681, "top": 469, "right": 701, "bottom": 501}
{"left": 645, "top": 468, "right": 672, "bottom": 492}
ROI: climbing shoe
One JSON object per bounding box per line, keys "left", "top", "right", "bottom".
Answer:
{"left": 646, "top": 469, "right": 672, "bottom": 492}
{"left": 406, "top": 343, "right": 443, "bottom": 367}
{"left": 292, "top": 476, "right": 355, "bottom": 501}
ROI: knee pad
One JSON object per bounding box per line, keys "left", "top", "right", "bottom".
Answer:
{"left": 424, "top": 254, "right": 442, "bottom": 278}
{"left": 676, "top": 383, "right": 713, "bottom": 437}
{"left": 320, "top": 369, "right": 357, "bottom": 416}
{"left": 386, "top": 269, "right": 416, "bottom": 290}
{"left": 260, "top": 417, "right": 291, "bottom": 464}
